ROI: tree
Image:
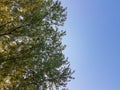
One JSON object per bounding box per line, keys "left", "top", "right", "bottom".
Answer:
{"left": 0, "top": 0, "right": 74, "bottom": 89}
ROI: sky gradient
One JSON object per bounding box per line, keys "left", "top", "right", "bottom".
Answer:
{"left": 61, "top": 0, "right": 120, "bottom": 90}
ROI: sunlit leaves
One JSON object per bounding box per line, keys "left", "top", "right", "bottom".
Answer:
{"left": 0, "top": 0, "right": 74, "bottom": 89}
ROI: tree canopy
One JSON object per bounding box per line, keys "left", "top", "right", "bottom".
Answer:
{"left": 0, "top": 0, "right": 74, "bottom": 89}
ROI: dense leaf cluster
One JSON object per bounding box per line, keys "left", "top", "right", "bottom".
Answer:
{"left": 0, "top": 0, "right": 74, "bottom": 90}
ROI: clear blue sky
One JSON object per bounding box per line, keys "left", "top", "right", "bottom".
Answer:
{"left": 61, "top": 0, "right": 120, "bottom": 90}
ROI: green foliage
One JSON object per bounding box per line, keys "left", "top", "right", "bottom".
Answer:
{"left": 0, "top": 0, "right": 74, "bottom": 89}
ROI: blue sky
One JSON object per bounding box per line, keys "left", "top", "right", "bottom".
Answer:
{"left": 61, "top": 0, "right": 120, "bottom": 90}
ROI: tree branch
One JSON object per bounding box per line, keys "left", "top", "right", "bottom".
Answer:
{"left": 0, "top": 24, "right": 30, "bottom": 36}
